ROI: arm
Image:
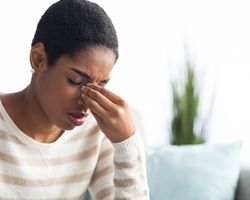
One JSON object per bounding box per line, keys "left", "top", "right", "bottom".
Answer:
{"left": 88, "top": 132, "right": 149, "bottom": 200}
{"left": 81, "top": 84, "right": 149, "bottom": 199}
{"left": 112, "top": 131, "right": 149, "bottom": 199}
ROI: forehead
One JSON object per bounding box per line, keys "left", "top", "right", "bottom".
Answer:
{"left": 53, "top": 47, "right": 116, "bottom": 79}
{"left": 73, "top": 47, "right": 116, "bottom": 69}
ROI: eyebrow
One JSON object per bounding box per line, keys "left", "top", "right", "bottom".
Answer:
{"left": 71, "top": 68, "right": 91, "bottom": 79}
{"left": 70, "top": 68, "right": 110, "bottom": 84}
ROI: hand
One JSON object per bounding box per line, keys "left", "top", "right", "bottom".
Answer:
{"left": 80, "top": 84, "right": 136, "bottom": 143}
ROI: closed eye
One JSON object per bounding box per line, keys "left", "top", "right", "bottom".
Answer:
{"left": 68, "top": 78, "right": 87, "bottom": 86}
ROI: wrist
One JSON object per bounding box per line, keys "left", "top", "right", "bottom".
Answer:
{"left": 109, "top": 128, "right": 136, "bottom": 143}
{"left": 112, "top": 131, "right": 140, "bottom": 154}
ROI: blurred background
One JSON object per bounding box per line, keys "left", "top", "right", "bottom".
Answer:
{"left": 0, "top": 0, "right": 250, "bottom": 161}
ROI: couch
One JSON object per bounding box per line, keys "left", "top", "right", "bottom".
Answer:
{"left": 235, "top": 166, "right": 250, "bottom": 200}
{"left": 145, "top": 142, "right": 248, "bottom": 200}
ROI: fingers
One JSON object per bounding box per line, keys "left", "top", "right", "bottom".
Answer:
{"left": 81, "top": 85, "right": 115, "bottom": 111}
{"left": 80, "top": 84, "right": 136, "bottom": 142}
{"left": 90, "top": 111, "right": 104, "bottom": 125}
{"left": 81, "top": 92, "right": 107, "bottom": 119}
{"left": 83, "top": 84, "right": 125, "bottom": 106}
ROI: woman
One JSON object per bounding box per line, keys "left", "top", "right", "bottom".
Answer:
{"left": 0, "top": 0, "right": 149, "bottom": 199}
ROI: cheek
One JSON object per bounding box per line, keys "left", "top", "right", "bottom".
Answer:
{"left": 49, "top": 80, "right": 81, "bottom": 105}
{"left": 36, "top": 72, "right": 83, "bottom": 113}
{"left": 37, "top": 76, "right": 74, "bottom": 108}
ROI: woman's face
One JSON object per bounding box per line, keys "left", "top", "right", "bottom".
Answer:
{"left": 33, "top": 47, "right": 116, "bottom": 130}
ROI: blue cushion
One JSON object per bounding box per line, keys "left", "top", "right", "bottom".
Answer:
{"left": 146, "top": 142, "right": 242, "bottom": 200}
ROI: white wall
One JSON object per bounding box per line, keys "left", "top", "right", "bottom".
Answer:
{"left": 1, "top": 0, "right": 250, "bottom": 161}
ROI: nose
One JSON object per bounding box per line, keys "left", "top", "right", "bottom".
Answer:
{"left": 77, "top": 97, "right": 88, "bottom": 113}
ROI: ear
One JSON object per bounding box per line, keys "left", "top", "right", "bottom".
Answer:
{"left": 29, "top": 42, "right": 48, "bottom": 73}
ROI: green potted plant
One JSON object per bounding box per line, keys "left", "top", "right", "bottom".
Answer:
{"left": 170, "top": 57, "right": 213, "bottom": 145}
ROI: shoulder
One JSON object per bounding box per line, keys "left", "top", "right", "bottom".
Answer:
{"left": 0, "top": 92, "right": 9, "bottom": 102}
{"left": 0, "top": 93, "right": 12, "bottom": 109}
{"left": 0, "top": 92, "right": 21, "bottom": 108}
{"left": 0, "top": 92, "right": 5, "bottom": 103}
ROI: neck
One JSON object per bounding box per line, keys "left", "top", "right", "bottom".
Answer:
{"left": 2, "top": 86, "right": 63, "bottom": 143}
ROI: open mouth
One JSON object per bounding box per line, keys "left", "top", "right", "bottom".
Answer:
{"left": 67, "top": 111, "right": 89, "bottom": 126}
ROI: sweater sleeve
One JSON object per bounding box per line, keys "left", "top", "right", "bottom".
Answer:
{"left": 87, "top": 131, "right": 150, "bottom": 200}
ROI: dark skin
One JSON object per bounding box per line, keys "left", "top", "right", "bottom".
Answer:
{"left": 0, "top": 43, "right": 136, "bottom": 143}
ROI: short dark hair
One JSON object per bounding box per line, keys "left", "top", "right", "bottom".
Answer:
{"left": 31, "top": 0, "right": 119, "bottom": 65}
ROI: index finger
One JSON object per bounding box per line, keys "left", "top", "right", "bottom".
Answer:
{"left": 82, "top": 84, "right": 124, "bottom": 105}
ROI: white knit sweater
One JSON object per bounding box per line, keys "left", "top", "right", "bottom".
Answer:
{"left": 0, "top": 100, "right": 149, "bottom": 200}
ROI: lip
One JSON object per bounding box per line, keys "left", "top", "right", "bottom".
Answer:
{"left": 67, "top": 111, "right": 89, "bottom": 126}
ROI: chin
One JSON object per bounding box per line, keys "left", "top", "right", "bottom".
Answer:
{"left": 54, "top": 120, "right": 76, "bottom": 131}
{"left": 63, "top": 126, "right": 76, "bottom": 131}
{"left": 61, "top": 123, "right": 76, "bottom": 130}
